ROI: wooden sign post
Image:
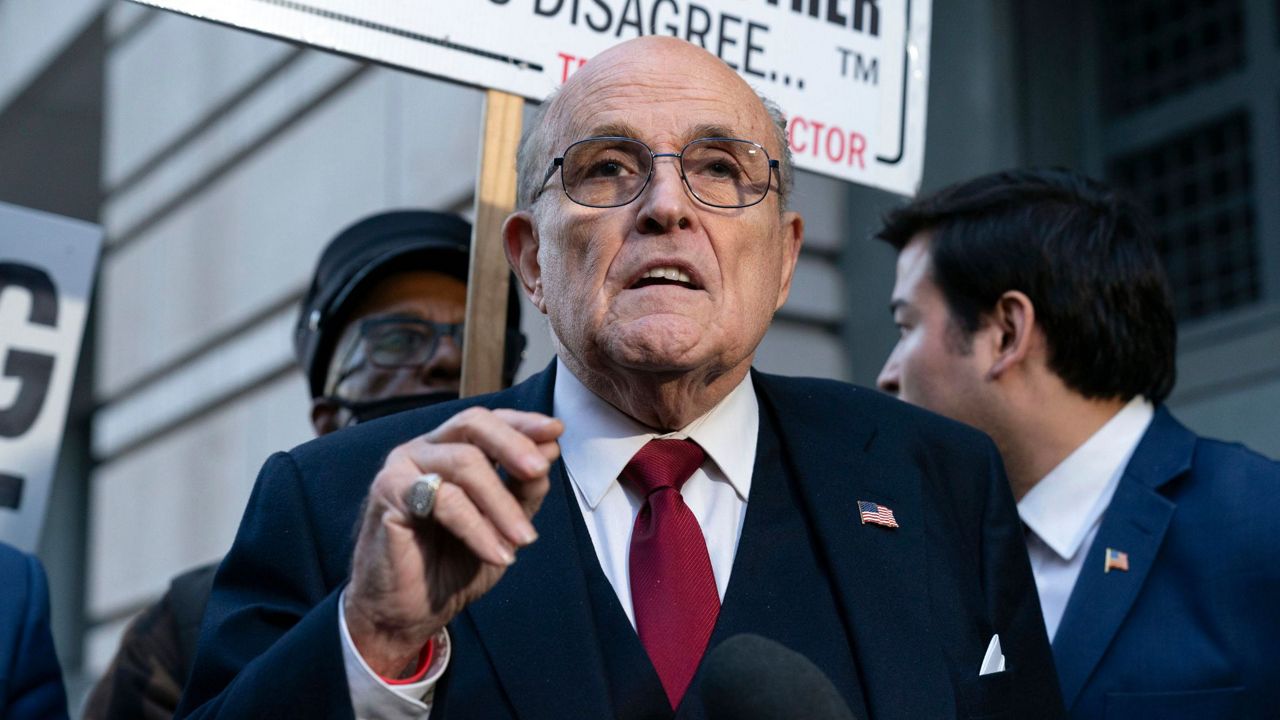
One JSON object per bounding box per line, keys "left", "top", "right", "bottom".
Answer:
{"left": 461, "top": 89, "right": 524, "bottom": 397}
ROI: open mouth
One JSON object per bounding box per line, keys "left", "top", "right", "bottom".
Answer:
{"left": 629, "top": 266, "right": 702, "bottom": 291}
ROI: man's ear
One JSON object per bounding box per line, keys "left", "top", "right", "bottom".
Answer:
{"left": 310, "top": 397, "right": 343, "bottom": 436}
{"left": 773, "top": 211, "right": 805, "bottom": 311}
{"left": 986, "top": 290, "right": 1037, "bottom": 380}
{"left": 503, "top": 210, "right": 546, "bottom": 314}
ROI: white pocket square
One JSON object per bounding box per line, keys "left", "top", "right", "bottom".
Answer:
{"left": 979, "top": 634, "right": 1006, "bottom": 676}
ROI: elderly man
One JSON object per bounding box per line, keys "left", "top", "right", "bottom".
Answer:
{"left": 876, "top": 168, "right": 1280, "bottom": 718}
{"left": 178, "top": 37, "right": 1061, "bottom": 719}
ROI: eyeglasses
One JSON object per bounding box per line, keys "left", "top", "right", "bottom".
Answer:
{"left": 542, "top": 136, "right": 779, "bottom": 209}
{"left": 332, "top": 316, "right": 463, "bottom": 389}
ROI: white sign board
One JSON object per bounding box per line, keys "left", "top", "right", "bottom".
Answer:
{"left": 132, "top": 0, "right": 931, "bottom": 195}
{"left": 0, "top": 203, "right": 102, "bottom": 551}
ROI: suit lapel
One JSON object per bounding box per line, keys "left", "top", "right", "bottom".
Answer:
{"left": 754, "top": 373, "right": 950, "bottom": 719}
{"left": 462, "top": 363, "right": 615, "bottom": 720}
{"left": 1052, "top": 408, "right": 1193, "bottom": 710}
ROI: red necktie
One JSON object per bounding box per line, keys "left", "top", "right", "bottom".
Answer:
{"left": 622, "top": 439, "right": 720, "bottom": 709}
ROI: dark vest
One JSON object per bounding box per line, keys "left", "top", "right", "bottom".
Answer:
{"left": 564, "top": 402, "right": 870, "bottom": 720}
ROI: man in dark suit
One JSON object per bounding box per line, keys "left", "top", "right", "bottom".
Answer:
{"left": 876, "top": 168, "right": 1280, "bottom": 718}
{"left": 0, "top": 542, "right": 69, "bottom": 720}
{"left": 178, "top": 36, "right": 1063, "bottom": 719}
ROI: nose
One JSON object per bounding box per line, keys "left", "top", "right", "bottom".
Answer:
{"left": 634, "top": 156, "right": 697, "bottom": 235}
{"left": 419, "top": 335, "right": 462, "bottom": 388}
{"left": 876, "top": 355, "right": 900, "bottom": 396}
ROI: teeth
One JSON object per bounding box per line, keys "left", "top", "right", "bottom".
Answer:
{"left": 640, "top": 267, "right": 693, "bottom": 284}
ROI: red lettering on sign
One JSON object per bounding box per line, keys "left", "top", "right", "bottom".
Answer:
{"left": 847, "top": 132, "right": 866, "bottom": 168}
{"left": 785, "top": 114, "right": 868, "bottom": 170}
{"left": 789, "top": 116, "right": 808, "bottom": 153}
{"left": 824, "top": 125, "right": 845, "bottom": 163}
{"left": 807, "top": 120, "right": 827, "bottom": 155}
{"left": 558, "top": 52, "right": 588, "bottom": 83}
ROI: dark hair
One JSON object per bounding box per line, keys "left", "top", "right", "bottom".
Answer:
{"left": 877, "top": 167, "right": 1177, "bottom": 404}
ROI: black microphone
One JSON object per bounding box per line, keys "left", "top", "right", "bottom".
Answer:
{"left": 699, "top": 634, "right": 858, "bottom": 720}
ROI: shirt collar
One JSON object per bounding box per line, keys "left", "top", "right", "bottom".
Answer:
{"left": 1018, "top": 396, "right": 1155, "bottom": 561}
{"left": 553, "top": 358, "right": 758, "bottom": 509}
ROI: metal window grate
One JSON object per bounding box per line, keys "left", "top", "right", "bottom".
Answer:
{"left": 1108, "top": 111, "right": 1260, "bottom": 321}
{"left": 1099, "top": 0, "right": 1246, "bottom": 116}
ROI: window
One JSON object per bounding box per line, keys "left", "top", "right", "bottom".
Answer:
{"left": 1100, "top": 0, "right": 1246, "bottom": 116}
{"left": 1108, "top": 112, "right": 1260, "bottom": 320}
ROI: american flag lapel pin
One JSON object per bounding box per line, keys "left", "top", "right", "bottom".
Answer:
{"left": 857, "top": 500, "right": 899, "bottom": 529}
{"left": 1104, "top": 547, "right": 1129, "bottom": 573}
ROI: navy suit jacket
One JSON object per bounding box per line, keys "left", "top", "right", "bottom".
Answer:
{"left": 0, "top": 543, "right": 69, "bottom": 720}
{"left": 178, "top": 365, "right": 1063, "bottom": 719}
{"left": 1052, "top": 407, "right": 1280, "bottom": 719}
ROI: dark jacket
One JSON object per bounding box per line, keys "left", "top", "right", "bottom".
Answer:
{"left": 83, "top": 563, "right": 217, "bottom": 720}
{"left": 0, "top": 543, "right": 69, "bottom": 720}
{"left": 178, "top": 364, "right": 1064, "bottom": 719}
{"left": 1053, "top": 407, "right": 1280, "bottom": 719}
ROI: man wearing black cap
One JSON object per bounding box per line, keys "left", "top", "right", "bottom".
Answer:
{"left": 300, "top": 210, "right": 525, "bottom": 429}
{"left": 84, "top": 210, "right": 523, "bottom": 720}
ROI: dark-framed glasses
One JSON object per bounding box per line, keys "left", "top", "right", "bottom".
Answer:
{"left": 333, "top": 315, "right": 464, "bottom": 387}
{"left": 542, "top": 136, "right": 779, "bottom": 209}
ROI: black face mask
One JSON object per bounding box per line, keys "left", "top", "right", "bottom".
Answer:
{"left": 327, "top": 390, "right": 461, "bottom": 426}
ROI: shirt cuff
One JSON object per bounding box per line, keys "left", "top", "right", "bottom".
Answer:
{"left": 339, "top": 589, "right": 451, "bottom": 720}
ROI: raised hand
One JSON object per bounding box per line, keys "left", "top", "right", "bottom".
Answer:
{"left": 343, "top": 407, "right": 563, "bottom": 676}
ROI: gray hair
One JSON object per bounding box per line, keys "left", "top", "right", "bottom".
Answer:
{"left": 516, "top": 87, "right": 794, "bottom": 212}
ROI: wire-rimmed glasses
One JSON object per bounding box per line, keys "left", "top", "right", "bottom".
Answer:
{"left": 542, "top": 136, "right": 779, "bottom": 209}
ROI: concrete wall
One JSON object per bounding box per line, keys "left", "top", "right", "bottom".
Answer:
{"left": 1168, "top": 304, "right": 1280, "bottom": 457}
{"left": 0, "top": 0, "right": 106, "bottom": 115}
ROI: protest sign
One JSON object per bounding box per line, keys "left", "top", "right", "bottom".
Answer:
{"left": 131, "top": 0, "right": 932, "bottom": 392}
{"left": 132, "top": 0, "right": 931, "bottom": 194}
{"left": 0, "top": 202, "right": 102, "bottom": 550}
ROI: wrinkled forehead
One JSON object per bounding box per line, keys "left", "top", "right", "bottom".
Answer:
{"left": 546, "top": 53, "right": 776, "bottom": 153}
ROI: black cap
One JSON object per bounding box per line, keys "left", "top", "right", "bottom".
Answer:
{"left": 295, "top": 210, "right": 473, "bottom": 398}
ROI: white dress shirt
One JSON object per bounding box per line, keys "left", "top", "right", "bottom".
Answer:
{"left": 554, "top": 357, "right": 757, "bottom": 625}
{"left": 340, "top": 358, "right": 758, "bottom": 716}
{"left": 1017, "top": 396, "right": 1154, "bottom": 641}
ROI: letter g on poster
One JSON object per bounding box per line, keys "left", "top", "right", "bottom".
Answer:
{"left": 0, "top": 202, "right": 102, "bottom": 551}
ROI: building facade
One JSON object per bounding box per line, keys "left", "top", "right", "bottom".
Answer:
{"left": 0, "top": 0, "right": 1277, "bottom": 713}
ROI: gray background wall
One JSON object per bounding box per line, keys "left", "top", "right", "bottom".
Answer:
{"left": 0, "top": 0, "right": 1276, "bottom": 713}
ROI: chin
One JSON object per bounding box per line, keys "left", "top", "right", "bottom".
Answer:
{"left": 599, "top": 315, "right": 712, "bottom": 372}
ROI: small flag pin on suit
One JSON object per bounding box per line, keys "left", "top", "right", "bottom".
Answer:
{"left": 858, "top": 500, "right": 899, "bottom": 528}
{"left": 1104, "top": 547, "right": 1129, "bottom": 573}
